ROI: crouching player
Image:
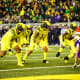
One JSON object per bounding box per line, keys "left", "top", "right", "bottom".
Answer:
{"left": 22, "top": 21, "right": 50, "bottom": 63}
{"left": 56, "top": 23, "right": 77, "bottom": 63}
{"left": 20, "top": 25, "right": 32, "bottom": 52}
{"left": 0, "top": 23, "right": 25, "bottom": 66}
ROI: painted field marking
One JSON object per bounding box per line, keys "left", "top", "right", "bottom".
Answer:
{"left": 0, "top": 65, "right": 72, "bottom": 72}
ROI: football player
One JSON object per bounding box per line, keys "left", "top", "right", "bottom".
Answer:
{"left": 20, "top": 25, "right": 32, "bottom": 52}
{"left": 22, "top": 21, "right": 50, "bottom": 64}
{"left": 73, "top": 31, "right": 80, "bottom": 68}
{"left": 56, "top": 23, "right": 77, "bottom": 63}
{"left": 0, "top": 23, "right": 25, "bottom": 66}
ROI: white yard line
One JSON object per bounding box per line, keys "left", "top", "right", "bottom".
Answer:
{"left": 2, "top": 57, "right": 60, "bottom": 61}
{"left": 5, "top": 53, "right": 69, "bottom": 57}
{"left": 0, "top": 65, "right": 72, "bottom": 72}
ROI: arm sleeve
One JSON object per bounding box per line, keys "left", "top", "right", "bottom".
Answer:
{"left": 75, "top": 40, "right": 80, "bottom": 47}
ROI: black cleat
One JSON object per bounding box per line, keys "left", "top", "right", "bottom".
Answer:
{"left": 64, "top": 56, "right": 69, "bottom": 60}
{"left": 22, "top": 60, "right": 25, "bottom": 64}
{"left": 64, "top": 56, "right": 69, "bottom": 63}
{"left": 43, "top": 60, "right": 48, "bottom": 64}
{"left": 56, "top": 52, "right": 60, "bottom": 57}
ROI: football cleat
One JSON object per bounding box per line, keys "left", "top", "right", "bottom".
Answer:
{"left": 22, "top": 60, "right": 25, "bottom": 64}
{"left": 64, "top": 60, "right": 68, "bottom": 63}
{"left": 56, "top": 52, "right": 60, "bottom": 57}
{"left": 43, "top": 60, "right": 48, "bottom": 64}
{"left": 9, "top": 52, "right": 14, "bottom": 56}
{"left": 17, "top": 63, "right": 24, "bottom": 66}
{"left": 64, "top": 56, "right": 69, "bottom": 63}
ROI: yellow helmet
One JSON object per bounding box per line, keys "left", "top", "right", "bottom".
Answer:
{"left": 43, "top": 21, "right": 50, "bottom": 26}
{"left": 16, "top": 23, "right": 25, "bottom": 32}
{"left": 70, "top": 23, "right": 77, "bottom": 30}
{"left": 70, "top": 23, "right": 77, "bottom": 28}
{"left": 26, "top": 25, "right": 31, "bottom": 30}
{"left": 26, "top": 25, "right": 31, "bottom": 28}
{"left": 41, "top": 21, "right": 50, "bottom": 29}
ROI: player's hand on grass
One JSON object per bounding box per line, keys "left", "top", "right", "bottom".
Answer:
{"left": 72, "top": 63, "right": 77, "bottom": 68}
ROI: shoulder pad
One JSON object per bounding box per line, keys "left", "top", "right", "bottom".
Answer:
{"left": 66, "top": 29, "right": 70, "bottom": 33}
{"left": 10, "top": 29, "right": 15, "bottom": 35}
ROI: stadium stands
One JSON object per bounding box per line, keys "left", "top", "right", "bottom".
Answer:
{"left": 0, "top": 0, "right": 80, "bottom": 24}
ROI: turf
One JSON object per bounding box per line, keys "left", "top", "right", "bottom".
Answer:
{"left": 0, "top": 46, "right": 80, "bottom": 79}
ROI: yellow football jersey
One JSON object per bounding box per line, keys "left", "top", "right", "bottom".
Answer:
{"left": 31, "top": 27, "right": 43, "bottom": 43}
{"left": 21, "top": 29, "right": 31, "bottom": 45}
{"left": 64, "top": 28, "right": 75, "bottom": 40}
{"left": 42, "top": 29, "right": 48, "bottom": 40}
{"left": 1, "top": 28, "right": 23, "bottom": 50}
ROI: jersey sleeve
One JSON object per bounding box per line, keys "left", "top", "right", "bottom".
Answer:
{"left": 6, "top": 31, "right": 14, "bottom": 49}
{"left": 65, "top": 29, "right": 69, "bottom": 34}
{"left": 75, "top": 40, "right": 80, "bottom": 47}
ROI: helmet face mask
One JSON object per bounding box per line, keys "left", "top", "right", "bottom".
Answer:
{"left": 27, "top": 28, "right": 31, "bottom": 30}
{"left": 41, "top": 23, "right": 48, "bottom": 29}
{"left": 41, "top": 21, "right": 50, "bottom": 30}
{"left": 16, "top": 23, "right": 25, "bottom": 34}
{"left": 70, "top": 23, "right": 77, "bottom": 30}
{"left": 17, "top": 24, "right": 24, "bottom": 32}
{"left": 41, "top": 22, "right": 50, "bottom": 29}
{"left": 71, "top": 27, "right": 76, "bottom": 30}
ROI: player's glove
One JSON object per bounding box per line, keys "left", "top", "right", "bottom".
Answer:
{"left": 72, "top": 63, "right": 77, "bottom": 68}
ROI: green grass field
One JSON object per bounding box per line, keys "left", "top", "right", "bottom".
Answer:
{"left": 0, "top": 46, "right": 80, "bottom": 79}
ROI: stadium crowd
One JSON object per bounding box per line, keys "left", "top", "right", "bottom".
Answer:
{"left": 0, "top": 0, "right": 80, "bottom": 24}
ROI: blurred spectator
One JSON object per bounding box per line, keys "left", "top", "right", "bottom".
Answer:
{"left": 76, "top": 24, "right": 80, "bottom": 32}
{"left": 9, "top": 25, "right": 12, "bottom": 29}
{"left": 61, "top": 24, "right": 68, "bottom": 35}
{"left": 53, "top": 25, "right": 61, "bottom": 46}
{"left": 48, "top": 27, "right": 54, "bottom": 45}
{"left": 0, "top": 27, "right": 2, "bottom": 40}
{"left": 53, "top": 12, "right": 62, "bottom": 23}
{"left": 1, "top": 26, "right": 8, "bottom": 37}
{"left": 0, "top": 0, "right": 79, "bottom": 23}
